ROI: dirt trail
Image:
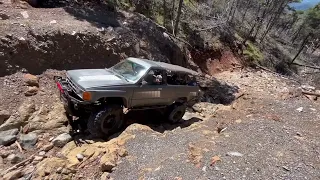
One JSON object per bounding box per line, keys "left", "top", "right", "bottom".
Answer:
{"left": 111, "top": 70, "right": 320, "bottom": 180}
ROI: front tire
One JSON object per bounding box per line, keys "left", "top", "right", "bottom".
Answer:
{"left": 87, "top": 106, "right": 124, "bottom": 138}
{"left": 166, "top": 104, "right": 186, "bottom": 123}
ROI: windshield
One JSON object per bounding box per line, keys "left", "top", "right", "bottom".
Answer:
{"left": 111, "top": 60, "right": 147, "bottom": 82}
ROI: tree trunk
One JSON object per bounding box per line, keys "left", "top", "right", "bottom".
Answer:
{"left": 163, "top": 0, "right": 167, "bottom": 26}
{"left": 291, "top": 23, "right": 304, "bottom": 44}
{"left": 171, "top": 0, "right": 176, "bottom": 35}
{"left": 260, "top": 1, "right": 286, "bottom": 42}
{"left": 241, "top": 0, "right": 251, "bottom": 22}
{"left": 291, "top": 33, "right": 311, "bottom": 64}
{"left": 230, "top": 0, "right": 239, "bottom": 22}
{"left": 174, "top": 0, "right": 183, "bottom": 36}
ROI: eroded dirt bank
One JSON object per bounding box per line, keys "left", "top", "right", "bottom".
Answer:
{"left": 0, "top": 1, "right": 188, "bottom": 76}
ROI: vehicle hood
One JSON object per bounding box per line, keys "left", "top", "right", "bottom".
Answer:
{"left": 66, "top": 69, "right": 130, "bottom": 89}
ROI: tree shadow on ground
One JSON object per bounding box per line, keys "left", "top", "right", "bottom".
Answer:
{"left": 197, "top": 76, "right": 240, "bottom": 105}
{"left": 63, "top": 3, "right": 122, "bottom": 28}
{"left": 35, "top": 0, "right": 122, "bottom": 28}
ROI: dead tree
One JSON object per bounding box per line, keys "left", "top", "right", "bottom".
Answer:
{"left": 174, "top": 0, "right": 183, "bottom": 36}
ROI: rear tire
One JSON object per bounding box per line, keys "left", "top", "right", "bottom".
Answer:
{"left": 87, "top": 106, "right": 124, "bottom": 138}
{"left": 166, "top": 103, "right": 186, "bottom": 123}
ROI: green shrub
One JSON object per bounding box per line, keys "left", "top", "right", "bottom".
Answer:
{"left": 243, "top": 41, "right": 264, "bottom": 64}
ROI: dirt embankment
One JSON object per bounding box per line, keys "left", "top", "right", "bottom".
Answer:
{"left": 0, "top": 1, "right": 188, "bottom": 76}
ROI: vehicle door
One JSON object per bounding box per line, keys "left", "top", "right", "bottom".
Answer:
{"left": 131, "top": 69, "right": 169, "bottom": 107}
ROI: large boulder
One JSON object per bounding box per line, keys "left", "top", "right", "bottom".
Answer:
{"left": 34, "top": 157, "right": 69, "bottom": 178}
{"left": 25, "top": 86, "right": 39, "bottom": 96}
{"left": 7, "top": 153, "right": 25, "bottom": 164}
{"left": 18, "top": 132, "right": 38, "bottom": 149}
{"left": 52, "top": 133, "right": 72, "bottom": 148}
{"left": 3, "top": 169, "right": 23, "bottom": 180}
{"left": 25, "top": 103, "right": 69, "bottom": 133}
{"left": 23, "top": 74, "right": 39, "bottom": 87}
{"left": 0, "top": 129, "right": 19, "bottom": 146}
{"left": 0, "top": 100, "right": 35, "bottom": 131}
{"left": 0, "top": 110, "right": 10, "bottom": 125}
{"left": 18, "top": 99, "right": 36, "bottom": 122}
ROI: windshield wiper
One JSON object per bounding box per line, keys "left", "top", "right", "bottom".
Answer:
{"left": 109, "top": 68, "right": 130, "bottom": 82}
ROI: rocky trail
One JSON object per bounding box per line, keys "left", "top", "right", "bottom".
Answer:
{"left": 0, "top": 67, "right": 319, "bottom": 180}
{"left": 1, "top": 1, "right": 320, "bottom": 180}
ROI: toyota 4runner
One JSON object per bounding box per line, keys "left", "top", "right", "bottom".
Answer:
{"left": 55, "top": 57, "right": 201, "bottom": 137}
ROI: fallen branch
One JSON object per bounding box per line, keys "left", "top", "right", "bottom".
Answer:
{"left": 2, "top": 154, "right": 35, "bottom": 175}
{"left": 15, "top": 141, "right": 23, "bottom": 153}
{"left": 166, "top": 33, "right": 193, "bottom": 47}
{"left": 2, "top": 149, "right": 44, "bottom": 175}
{"left": 77, "top": 152, "right": 95, "bottom": 169}
{"left": 302, "top": 91, "right": 320, "bottom": 97}
{"left": 255, "top": 64, "right": 301, "bottom": 84}
{"left": 303, "top": 94, "right": 315, "bottom": 102}
{"left": 196, "top": 25, "right": 220, "bottom": 31}
{"left": 292, "top": 62, "right": 320, "bottom": 70}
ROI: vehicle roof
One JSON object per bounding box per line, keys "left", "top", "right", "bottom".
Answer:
{"left": 127, "top": 57, "right": 199, "bottom": 75}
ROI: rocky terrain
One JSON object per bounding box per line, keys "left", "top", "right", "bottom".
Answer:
{"left": 0, "top": 1, "right": 320, "bottom": 180}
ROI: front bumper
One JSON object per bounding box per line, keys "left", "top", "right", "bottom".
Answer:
{"left": 54, "top": 76, "right": 90, "bottom": 116}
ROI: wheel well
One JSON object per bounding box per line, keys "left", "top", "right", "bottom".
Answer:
{"left": 98, "top": 97, "right": 127, "bottom": 107}
{"left": 175, "top": 97, "right": 187, "bottom": 104}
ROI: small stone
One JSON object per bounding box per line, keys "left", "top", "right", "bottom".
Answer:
{"left": 202, "top": 166, "right": 207, "bottom": 172}
{"left": 1, "top": 37, "right": 9, "bottom": 43}
{"left": 0, "top": 110, "right": 11, "bottom": 124}
{"left": 42, "top": 143, "right": 54, "bottom": 151}
{"left": 71, "top": 31, "right": 77, "bottom": 35}
{"left": 163, "top": 32, "right": 169, "bottom": 38}
{"left": 7, "top": 153, "right": 25, "bottom": 164}
{"left": 19, "top": 133, "right": 38, "bottom": 149}
{"left": 25, "top": 86, "right": 39, "bottom": 96}
{"left": 97, "top": 27, "right": 105, "bottom": 32}
{"left": 117, "top": 148, "right": 128, "bottom": 157}
{"left": 101, "top": 172, "right": 110, "bottom": 180}
{"left": 296, "top": 132, "right": 302, "bottom": 137}
{"left": 0, "top": 13, "right": 10, "bottom": 20}
{"left": 34, "top": 156, "right": 43, "bottom": 161}
{"left": 76, "top": 154, "right": 84, "bottom": 161}
{"left": 101, "top": 161, "right": 116, "bottom": 172}
{"left": 18, "top": 37, "right": 26, "bottom": 42}
{"left": 52, "top": 133, "right": 72, "bottom": 147}
{"left": 3, "top": 169, "right": 23, "bottom": 180}
{"left": 49, "top": 137, "right": 54, "bottom": 142}
{"left": 50, "top": 20, "right": 57, "bottom": 24}
{"left": 226, "top": 151, "right": 243, "bottom": 157}
{"left": 61, "top": 168, "right": 71, "bottom": 175}
{"left": 56, "top": 167, "right": 63, "bottom": 174}
{"left": 39, "top": 151, "right": 46, "bottom": 156}
{"left": 23, "top": 74, "right": 39, "bottom": 86}
{"left": 20, "top": 11, "right": 29, "bottom": 19}
{"left": 301, "top": 85, "right": 315, "bottom": 91}
{"left": 296, "top": 107, "right": 303, "bottom": 112}
{"left": 0, "top": 156, "right": 3, "bottom": 165}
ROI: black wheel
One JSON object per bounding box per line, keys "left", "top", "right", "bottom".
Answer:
{"left": 166, "top": 104, "right": 186, "bottom": 123}
{"left": 87, "top": 106, "right": 124, "bottom": 138}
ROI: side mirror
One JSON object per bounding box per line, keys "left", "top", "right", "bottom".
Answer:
{"left": 141, "top": 79, "right": 148, "bottom": 86}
